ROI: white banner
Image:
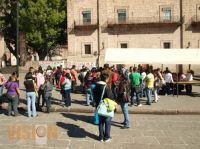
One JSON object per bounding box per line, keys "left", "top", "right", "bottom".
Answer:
{"left": 67, "top": 61, "right": 96, "bottom": 70}
{"left": 39, "top": 60, "right": 65, "bottom": 70}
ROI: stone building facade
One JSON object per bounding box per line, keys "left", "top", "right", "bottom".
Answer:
{"left": 67, "top": 0, "right": 200, "bottom": 70}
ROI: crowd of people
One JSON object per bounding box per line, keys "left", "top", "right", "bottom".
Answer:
{"left": 0, "top": 63, "right": 195, "bottom": 142}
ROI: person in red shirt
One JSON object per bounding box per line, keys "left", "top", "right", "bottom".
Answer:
{"left": 70, "top": 65, "right": 78, "bottom": 93}
{"left": 111, "top": 67, "right": 119, "bottom": 99}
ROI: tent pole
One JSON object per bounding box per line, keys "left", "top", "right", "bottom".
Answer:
{"left": 176, "top": 64, "right": 179, "bottom": 98}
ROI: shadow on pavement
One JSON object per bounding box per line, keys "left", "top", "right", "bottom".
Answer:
{"left": 111, "top": 121, "right": 123, "bottom": 128}
{"left": 0, "top": 108, "right": 7, "bottom": 115}
{"left": 190, "top": 92, "right": 200, "bottom": 97}
{"left": 56, "top": 122, "right": 98, "bottom": 140}
{"left": 61, "top": 113, "right": 93, "bottom": 124}
{"left": 71, "top": 99, "right": 85, "bottom": 105}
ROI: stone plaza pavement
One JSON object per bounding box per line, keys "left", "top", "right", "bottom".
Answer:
{"left": 0, "top": 113, "right": 200, "bottom": 149}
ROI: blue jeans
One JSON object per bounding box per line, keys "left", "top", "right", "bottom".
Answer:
{"left": 0, "top": 86, "right": 3, "bottom": 103}
{"left": 99, "top": 116, "right": 112, "bottom": 140}
{"left": 131, "top": 87, "right": 140, "bottom": 105}
{"left": 85, "top": 88, "right": 93, "bottom": 105}
{"left": 120, "top": 103, "right": 129, "bottom": 127}
{"left": 0, "top": 86, "right": 3, "bottom": 97}
{"left": 164, "top": 83, "right": 171, "bottom": 95}
{"left": 63, "top": 89, "right": 71, "bottom": 106}
{"left": 26, "top": 92, "right": 37, "bottom": 117}
{"left": 141, "top": 83, "right": 146, "bottom": 97}
{"left": 44, "top": 93, "right": 52, "bottom": 112}
{"left": 145, "top": 87, "right": 153, "bottom": 105}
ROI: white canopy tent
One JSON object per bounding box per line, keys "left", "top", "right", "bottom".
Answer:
{"left": 105, "top": 48, "right": 200, "bottom": 65}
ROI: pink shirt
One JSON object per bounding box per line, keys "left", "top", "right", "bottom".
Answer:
{"left": 36, "top": 73, "right": 45, "bottom": 88}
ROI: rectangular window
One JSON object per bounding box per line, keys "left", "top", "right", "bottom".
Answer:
{"left": 82, "top": 11, "right": 91, "bottom": 24}
{"left": 161, "top": 7, "right": 171, "bottom": 21}
{"left": 163, "top": 42, "right": 171, "bottom": 49}
{"left": 117, "top": 9, "right": 126, "bottom": 23}
{"left": 84, "top": 44, "right": 92, "bottom": 54}
{"left": 121, "top": 43, "right": 128, "bottom": 48}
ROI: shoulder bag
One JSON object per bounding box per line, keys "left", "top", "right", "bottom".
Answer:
{"left": 97, "top": 85, "right": 114, "bottom": 118}
{"left": 32, "top": 80, "right": 38, "bottom": 97}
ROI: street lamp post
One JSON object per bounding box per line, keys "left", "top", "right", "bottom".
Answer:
{"left": 97, "top": 0, "right": 100, "bottom": 67}
{"left": 16, "top": 0, "right": 19, "bottom": 76}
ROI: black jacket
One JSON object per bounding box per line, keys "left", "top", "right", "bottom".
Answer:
{"left": 93, "top": 81, "right": 114, "bottom": 108}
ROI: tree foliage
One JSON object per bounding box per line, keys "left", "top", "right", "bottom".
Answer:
{"left": 0, "top": 0, "right": 67, "bottom": 60}
{"left": 0, "top": 0, "right": 18, "bottom": 57}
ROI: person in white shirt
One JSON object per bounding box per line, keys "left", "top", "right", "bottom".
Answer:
{"left": 140, "top": 69, "right": 146, "bottom": 98}
{"left": 185, "top": 70, "right": 194, "bottom": 95}
{"left": 164, "top": 70, "right": 174, "bottom": 96}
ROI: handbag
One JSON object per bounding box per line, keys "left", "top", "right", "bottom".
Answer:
{"left": 97, "top": 85, "right": 114, "bottom": 118}
{"left": 33, "top": 80, "right": 38, "bottom": 97}
{"left": 93, "top": 111, "right": 99, "bottom": 125}
{"left": 135, "top": 85, "right": 142, "bottom": 93}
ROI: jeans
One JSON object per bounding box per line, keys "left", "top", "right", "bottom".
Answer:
{"left": 99, "top": 116, "right": 112, "bottom": 140}
{"left": 153, "top": 87, "right": 159, "bottom": 101}
{"left": 86, "top": 88, "right": 93, "bottom": 105}
{"left": 145, "top": 87, "right": 153, "bottom": 105}
{"left": 38, "top": 89, "right": 45, "bottom": 107}
{"left": 44, "top": 93, "right": 52, "bottom": 112}
{"left": 0, "top": 86, "right": 3, "bottom": 97}
{"left": 26, "top": 92, "right": 37, "bottom": 117}
{"left": 63, "top": 89, "right": 71, "bottom": 106}
{"left": 141, "top": 83, "right": 146, "bottom": 97}
{"left": 131, "top": 87, "right": 140, "bottom": 105}
{"left": 164, "top": 83, "right": 171, "bottom": 95}
{"left": 111, "top": 84, "right": 117, "bottom": 99}
{"left": 71, "top": 81, "right": 76, "bottom": 93}
{"left": 7, "top": 94, "right": 19, "bottom": 116}
{"left": 185, "top": 84, "right": 192, "bottom": 94}
{"left": 0, "top": 86, "right": 3, "bottom": 103}
{"left": 120, "top": 103, "right": 129, "bottom": 127}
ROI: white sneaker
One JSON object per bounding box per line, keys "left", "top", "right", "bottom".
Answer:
{"left": 138, "top": 104, "right": 142, "bottom": 107}
{"left": 158, "top": 96, "right": 160, "bottom": 99}
{"left": 155, "top": 99, "right": 158, "bottom": 103}
{"left": 104, "top": 138, "right": 112, "bottom": 142}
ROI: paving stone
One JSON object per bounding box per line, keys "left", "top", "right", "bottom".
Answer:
{"left": 122, "top": 143, "right": 148, "bottom": 149}
{"left": 133, "top": 136, "right": 159, "bottom": 145}
{"left": 181, "top": 137, "right": 200, "bottom": 145}
{"left": 156, "top": 137, "right": 186, "bottom": 145}
{"left": 69, "top": 140, "right": 95, "bottom": 149}
{"left": 1, "top": 113, "right": 200, "bottom": 148}
{"left": 142, "top": 130, "right": 166, "bottom": 137}
{"left": 149, "top": 144, "right": 190, "bottom": 149}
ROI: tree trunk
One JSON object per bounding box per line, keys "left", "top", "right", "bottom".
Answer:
{"left": 38, "top": 51, "right": 47, "bottom": 60}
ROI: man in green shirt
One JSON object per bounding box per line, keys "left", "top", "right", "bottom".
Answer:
{"left": 129, "top": 67, "right": 142, "bottom": 107}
